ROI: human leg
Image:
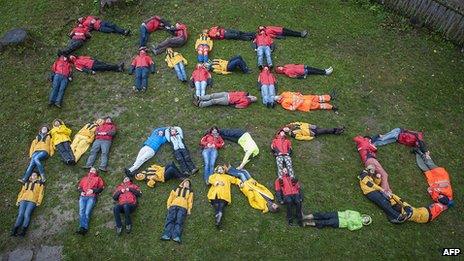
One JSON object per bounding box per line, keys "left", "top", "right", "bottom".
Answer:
{"left": 98, "top": 140, "right": 112, "bottom": 170}
{"left": 372, "top": 128, "right": 401, "bottom": 147}
{"left": 128, "top": 146, "right": 156, "bottom": 173}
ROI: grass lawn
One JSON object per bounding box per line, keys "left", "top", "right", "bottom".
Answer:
{"left": 0, "top": 0, "right": 463, "bottom": 259}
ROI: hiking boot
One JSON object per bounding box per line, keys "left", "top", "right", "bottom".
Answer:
{"left": 17, "top": 226, "right": 27, "bottom": 237}
{"left": 118, "top": 62, "right": 125, "bottom": 72}
{"left": 124, "top": 168, "right": 133, "bottom": 177}
{"left": 126, "top": 225, "right": 132, "bottom": 234}
{"left": 10, "top": 226, "right": 19, "bottom": 237}
{"left": 123, "top": 29, "right": 131, "bottom": 36}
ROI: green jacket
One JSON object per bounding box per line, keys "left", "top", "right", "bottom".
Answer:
{"left": 338, "top": 210, "right": 363, "bottom": 231}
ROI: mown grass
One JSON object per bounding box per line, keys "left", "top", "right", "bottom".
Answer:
{"left": 0, "top": 0, "right": 463, "bottom": 259}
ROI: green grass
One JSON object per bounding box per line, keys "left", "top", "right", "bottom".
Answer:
{"left": 0, "top": 0, "right": 463, "bottom": 259}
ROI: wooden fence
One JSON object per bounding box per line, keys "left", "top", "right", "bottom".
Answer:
{"left": 374, "top": 0, "right": 464, "bottom": 46}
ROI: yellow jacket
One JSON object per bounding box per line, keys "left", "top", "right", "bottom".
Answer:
{"left": 195, "top": 34, "right": 213, "bottom": 50}
{"left": 29, "top": 134, "right": 54, "bottom": 157}
{"left": 17, "top": 181, "right": 44, "bottom": 206}
{"left": 207, "top": 173, "right": 241, "bottom": 204}
{"left": 211, "top": 59, "right": 231, "bottom": 75}
{"left": 239, "top": 178, "right": 274, "bottom": 213}
{"left": 167, "top": 186, "right": 194, "bottom": 214}
{"left": 358, "top": 171, "right": 382, "bottom": 195}
{"left": 139, "top": 164, "right": 165, "bottom": 187}
{"left": 288, "top": 122, "right": 314, "bottom": 141}
{"left": 50, "top": 124, "right": 72, "bottom": 146}
{"left": 165, "top": 52, "right": 188, "bottom": 68}
{"left": 75, "top": 123, "right": 98, "bottom": 140}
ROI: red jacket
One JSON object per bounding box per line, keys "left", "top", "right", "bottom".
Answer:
{"left": 271, "top": 135, "right": 292, "bottom": 155}
{"left": 174, "top": 23, "right": 188, "bottom": 39}
{"left": 52, "top": 56, "right": 73, "bottom": 77}
{"left": 254, "top": 32, "right": 273, "bottom": 46}
{"left": 113, "top": 181, "right": 141, "bottom": 205}
{"left": 264, "top": 26, "right": 283, "bottom": 38}
{"left": 353, "top": 136, "right": 377, "bottom": 163}
{"left": 191, "top": 67, "right": 211, "bottom": 82}
{"left": 145, "top": 16, "right": 162, "bottom": 33}
{"left": 275, "top": 175, "right": 300, "bottom": 197}
{"left": 73, "top": 56, "right": 94, "bottom": 71}
{"left": 208, "top": 26, "right": 225, "bottom": 39}
{"left": 280, "top": 64, "right": 305, "bottom": 78}
{"left": 96, "top": 122, "right": 116, "bottom": 141}
{"left": 78, "top": 171, "right": 105, "bottom": 197}
{"left": 228, "top": 91, "right": 252, "bottom": 109}
{"left": 131, "top": 53, "right": 154, "bottom": 68}
{"left": 70, "top": 26, "right": 90, "bottom": 40}
{"left": 81, "top": 16, "right": 102, "bottom": 30}
{"left": 200, "top": 134, "right": 224, "bottom": 149}
{"left": 258, "top": 69, "right": 276, "bottom": 85}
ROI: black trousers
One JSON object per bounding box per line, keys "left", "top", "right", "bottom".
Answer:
{"left": 164, "top": 162, "right": 186, "bottom": 181}
{"left": 304, "top": 65, "right": 326, "bottom": 75}
{"left": 366, "top": 191, "right": 403, "bottom": 223}
{"left": 224, "top": 29, "right": 256, "bottom": 41}
{"left": 282, "top": 28, "right": 303, "bottom": 37}
{"left": 284, "top": 194, "right": 303, "bottom": 224}
{"left": 60, "top": 39, "right": 84, "bottom": 55}
{"left": 211, "top": 199, "right": 228, "bottom": 214}
{"left": 174, "top": 148, "right": 196, "bottom": 173}
{"left": 56, "top": 141, "right": 75, "bottom": 164}
{"left": 312, "top": 212, "right": 340, "bottom": 228}
{"left": 92, "top": 60, "right": 120, "bottom": 72}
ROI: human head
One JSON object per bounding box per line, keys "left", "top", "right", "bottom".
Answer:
{"left": 361, "top": 214, "right": 372, "bottom": 225}
{"left": 77, "top": 17, "right": 84, "bottom": 24}
{"left": 53, "top": 119, "right": 62, "bottom": 127}
{"left": 210, "top": 126, "right": 219, "bottom": 136}
{"left": 166, "top": 48, "right": 174, "bottom": 55}
{"left": 278, "top": 129, "right": 286, "bottom": 137}
{"left": 123, "top": 176, "right": 131, "bottom": 183}
{"left": 275, "top": 66, "right": 284, "bottom": 74}
{"left": 104, "top": 116, "right": 112, "bottom": 124}
{"left": 89, "top": 167, "right": 97, "bottom": 175}
{"left": 175, "top": 22, "right": 180, "bottom": 28}
{"left": 39, "top": 125, "right": 50, "bottom": 134}
{"left": 268, "top": 202, "right": 280, "bottom": 213}
{"left": 180, "top": 179, "right": 191, "bottom": 189}
{"left": 30, "top": 172, "right": 39, "bottom": 181}
{"left": 139, "top": 46, "right": 147, "bottom": 54}
{"left": 170, "top": 127, "right": 177, "bottom": 135}
{"left": 215, "top": 165, "right": 225, "bottom": 174}
{"left": 248, "top": 96, "right": 258, "bottom": 103}
{"left": 282, "top": 126, "right": 290, "bottom": 133}
{"left": 69, "top": 55, "right": 76, "bottom": 62}
{"left": 258, "top": 26, "right": 265, "bottom": 32}
{"left": 77, "top": 23, "right": 84, "bottom": 28}
{"left": 202, "top": 29, "right": 208, "bottom": 35}
{"left": 95, "top": 118, "right": 104, "bottom": 126}
{"left": 263, "top": 66, "right": 269, "bottom": 71}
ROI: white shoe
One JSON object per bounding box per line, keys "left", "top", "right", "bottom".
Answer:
{"left": 325, "top": 67, "right": 333, "bottom": 75}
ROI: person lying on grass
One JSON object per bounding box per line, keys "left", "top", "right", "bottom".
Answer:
{"left": 50, "top": 119, "right": 75, "bottom": 165}
{"left": 152, "top": 22, "right": 188, "bottom": 55}
{"left": 258, "top": 66, "right": 277, "bottom": 108}
{"left": 253, "top": 28, "right": 274, "bottom": 69}
{"left": 161, "top": 179, "right": 193, "bottom": 244}
{"left": 283, "top": 122, "right": 344, "bottom": 141}
{"left": 165, "top": 48, "right": 188, "bottom": 82}
{"left": 84, "top": 116, "right": 117, "bottom": 172}
{"left": 190, "top": 63, "right": 212, "bottom": 97}
{"left": 69, "top": 55, "right": 124, "bottom": 74}
{"left": 48, "top": 55, "right": 73, "bottom": 108}
{"left": 165, "top": 126, "right": 198, "bottom": 176}
{"left": 19, "top": 125, "right": 53, "bottom": 183}
{"left": 259, "top": 25, "right": 308, "bottom": 38}
{"left": 271, "top": 129, "right": 296, "bottom": 179}
{"left": 195, "top": 29, "right": 213, "bottom": 63}
{"left": 129, "top": 47, "right": 156, "bottom": 92}
{"left": 113, "top": 176, "right": 141, "bottom": 235}
{"left": 371, "top": 128, "right": 427, "bottom": 154}
{"left": 219, "top": 128, "right": 259, "bottom": 170}
{"left": 71, "top": 119, "right": 103, "bottom": 163}
{"left": 125, "top": 127, "right": 167, "bottom": 177}
{"left": 207, "top": 26, "right": 255, "bottom": 41}
{"left": 207, "top": 165, "right": 242, "bottom": 228}
{"left": 76, "top": 167, "right": 105, "bottom": 235}
{"left": 275, "top": 91, "right": 337, "bottom": 112}
{"left": 200, "top": 127, "right": 225, "bottom": 183}
{"left": 275, "top": 169, "right": 304, "bottom": 226}
{"left": 193, "top": 91, "right": 257, "bottom": 109}
{"left": 78, "top": 15, "right": 130, "bottom": 36}
{"left": 139, "top": 15, "right": 172, "bottom": 47}
{"left": 274, "top": 64, "right": 333, "bottom": 78}
{"left": 134, "top": 162, "right": 188, "bottom": 188}
{"left": 302, "top": 210, "right": 372, "bottom": 231}
{"left": 58, "top": 23, "right": 91, "bottom": 56}
{"left": 205, "top": 55, "right": 251, "bottom": 75}
{"left": 11, "top": 172, "right": 44, "bottom": 237}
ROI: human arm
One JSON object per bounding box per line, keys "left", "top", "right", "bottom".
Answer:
{"left": 187, "top": 192, "right": 193, "bottom": 214}
{"left": 166, "top": 190, "right": 175, "bottom": 209}
{"left": 29, "top": 139, "right": 37, "bottom": 157}
{"left": 129, "top": 186, "right": 142, "bottom": 198}
{"left": 16, "top": 186, "right": 25, "bottom": 206}
{"left": 36, "top": 183, "right": 44, "bottom": 206}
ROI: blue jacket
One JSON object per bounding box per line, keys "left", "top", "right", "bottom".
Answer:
{"left": 143, "top": 127, "right": 167, "bottom": 151}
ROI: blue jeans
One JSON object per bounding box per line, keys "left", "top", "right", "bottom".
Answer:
{"left": 202, "top": 148, "right": 218, "bottom": 182}
{"left": 227, "top": 167, "right": 251, "bottom": 182}
{"left": 99, "top": 21, "right": 125, "bottom": 34}
{"left": 135, "top": 67, "right": 149, "bottom": 90}
{"left": 14, "top": 200, "right": 36, "bottom": 228}
{"left": 79, "top": 196, "right": 96, "bottom": 230}
{"left": 260, "top": 84, "right": 275, "bottom": 104}
{"left": 162, "top": 206, "right": 187, "bottom": 239}
{"left": 194, "top": 81, "right": 207, "bottom": 97}
{"left": 174, "top": 63, "right": 187, "bottom": 81}
{"left": 22, "top": 151, "right": 48, "bottom": 181}
{"left": 49, "top": 74, "right": 69, "bottom": 105}
{"left": 373, "top": 128, "right": 401, "bottom": 147}
{"left": 257, "top": 46, "right": 272, "bottom": 67}
{"left": 114, "top": 204, "right": 136, "bottom": 228}
{"left": 227, "top": 56, "right": 249, "bottom": 73}
{"left": 140, "top": 25, "right": 149, "bottom": 47}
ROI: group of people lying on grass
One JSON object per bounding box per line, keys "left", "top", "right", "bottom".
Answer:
{"left": 354, "top": 128, "right": 454, "bottom": 224}
{"left": 18, "top": 117, "right": 116, "bottom": 185}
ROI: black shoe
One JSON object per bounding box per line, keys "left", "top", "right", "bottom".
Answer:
{"left": 10, "top": 226, "right": 19, "bottom": 237}
{"left": 258, "top": 65, "right": 263, "bottom": 70}
{"left": 288, "top": 219, "right": 295, "bottom": 226}
{"left": 334, "top": 127, "right": 345, "bottom": 135}
{"left": 82, "top": 165, "right": 92, "bottom": 169}
{"left": 99, "top": 167, "right": 108, "bottom": 172}
{"left": 54, "top": 103, "right": 62, "bottom": 108}
{"left": 76, "top": 227, "right": 87, "bottom": 235}
{"left": 68, "top": 160, "right": 76, "bottom": 165}
{"left": 332, "top": 105, "right": 339, "bottom": 113}
{"left": 123, "top": 29, "right": 131, "bottom": 36}
{"left": 124, "top": 168, "right": 133, "bottom": 177}
{"left": 271, "top": 102, "right": 276, "bottom": 108}
{"left": 48, "top": 102, "right": 54, "bottom": 107}
{"left": 118, "top": 62, "right": 125, "bottom": 72}
{"left": 18, "top": 226, "right": 27, "bottom": 237}
{"left": 126, "top": 225, "right": 132, "bottom": 234}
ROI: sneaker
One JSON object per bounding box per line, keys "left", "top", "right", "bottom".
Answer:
{"left": 126, "top": 225, "right": 132, "bottom": 234}
{"left": 325, "top": 66, "right": 333, "bottom": 75}
{"left": 116, "top": 226, "right": 122, "bottom": 236}
{"left": 215, "top": 212, "right": 223, "bottom": 227}
{"left": 301, "top": 30, "right": 308, "bottom": 38}
{"left": 172, "top": 237, "right": 181, "bottom": 244}
{"left": 161, "top": 235, "right": 171, "bottom": 241}
{"left": 123, "top": 29, "right": 131, "bottom": 36}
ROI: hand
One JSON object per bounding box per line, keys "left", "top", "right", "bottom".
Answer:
{"left": 86, "top": 189, "right": 94, "bottom": 195}
{"left": 187, "top": 211, "right": 191, "bottom": 215}
{"left": 120, "top": 189, "right": 126, "bottom": 193}
{"left": 68, "top": 77, "right": 73, "bottom": 81}
{"left": 239, "top": 182, "right": 244, "bottom": 188}
{"left": 80, "top": 192, "right": 86, "bottom": 196}
{"left": 254, "top": 49, "right": 257, "bottom": 52}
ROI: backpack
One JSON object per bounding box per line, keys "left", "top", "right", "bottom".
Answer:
{"left": 397, "top": 129, "right": 424, "bottom": 147}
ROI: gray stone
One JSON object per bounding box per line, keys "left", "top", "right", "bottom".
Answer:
{"left": 7, "top": 248, "right": 33, "bottom": 261}
{"left": 0, "top": 29, "right": 27, "bottom": 46}
{"left": 35, "top": 245, "right": 63, "bottom": 261}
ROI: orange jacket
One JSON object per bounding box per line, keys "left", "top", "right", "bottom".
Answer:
{"left": 424, "top": 167, "right": 453, "bottom": 202}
